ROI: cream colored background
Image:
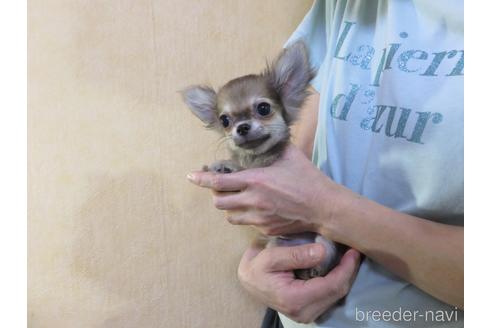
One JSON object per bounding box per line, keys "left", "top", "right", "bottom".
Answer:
{"left": 28, "top": 1, "right": 312, "bottom": 327}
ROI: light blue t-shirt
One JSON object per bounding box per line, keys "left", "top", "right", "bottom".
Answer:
{"left": 280, "top": 1, "right": 464, "bottom": 327}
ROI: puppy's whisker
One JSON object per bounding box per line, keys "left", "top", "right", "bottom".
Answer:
{"left": 214, "top": 135, "right": 233, "bottom": 160}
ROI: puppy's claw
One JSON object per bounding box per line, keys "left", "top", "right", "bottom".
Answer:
{"left": 207, "top": 160, "right": 243, "bottom": 174}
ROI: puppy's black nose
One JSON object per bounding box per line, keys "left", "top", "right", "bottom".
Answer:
{"left": 237, "top": 123, "right": 250, "bottom": 136}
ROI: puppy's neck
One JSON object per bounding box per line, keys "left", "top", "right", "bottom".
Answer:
{"left": 231, "top": 140, "right": 289, "bottom": 169}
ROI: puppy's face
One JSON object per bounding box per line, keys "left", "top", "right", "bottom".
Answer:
{"left": 215, "top": 76, "right": 289, "bottom": 155}
{"left": 181, "top": 41, "right": 314, "bottom": 155}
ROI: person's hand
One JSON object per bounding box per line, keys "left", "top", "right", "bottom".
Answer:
{"left": 187, "top": 144, "right": 354, "bottom": 237}
{"left": 238, "top": 241, "right": 361, "bottom": 324}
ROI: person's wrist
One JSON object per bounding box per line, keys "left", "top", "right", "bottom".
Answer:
{"left": 314, "top": 178, "right": 358, "bottom": 242}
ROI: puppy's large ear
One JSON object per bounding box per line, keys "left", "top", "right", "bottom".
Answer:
{"left": 180, "top": 85, "right": 218, "bottom": 128}
{"left": 265, "top": 41, "right": 315, "bottom": 123}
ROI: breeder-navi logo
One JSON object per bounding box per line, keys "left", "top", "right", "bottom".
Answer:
{"left": 355, "top": 307, "right": 460, "bottom": 323}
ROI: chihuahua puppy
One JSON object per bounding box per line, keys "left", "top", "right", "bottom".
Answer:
{"left": 181, "top": 41, "right": 343, "bottom": 279}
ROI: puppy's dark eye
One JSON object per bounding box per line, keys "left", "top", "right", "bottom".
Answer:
{"left": 256, "top": 102, "right": 271, "bottom": 116}
{"left": 219, "top": 114, "right": 230, "bottom": 128}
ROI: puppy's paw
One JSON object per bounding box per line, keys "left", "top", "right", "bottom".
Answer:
{"left": 294, "top": 266, "right": 327, "bottom": 280}
{"left": 205, "top": 160, "right": 243, "bottom": 174}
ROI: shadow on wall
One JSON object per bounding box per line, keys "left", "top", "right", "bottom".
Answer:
{"left": 69, "top": 171, "right": 260, "bottom": 327}
{"left": 71, "top": 171, "right": 174, "bottom": 326}
{"left": 72, "top": 172, "right": 169, "bottom": 295}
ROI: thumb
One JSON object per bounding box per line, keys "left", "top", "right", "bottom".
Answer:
{"left": 287, "top": 248, "right": 361, "bottom": 301}
{"left": 238, "top": 238, "right": 266, "bottom": 272}
{"left": 262, "top": 243, "right": 326, "bottom": 272}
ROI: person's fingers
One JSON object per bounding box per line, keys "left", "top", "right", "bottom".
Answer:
{"left": 213, "top": 192, "right": 251, "bottom": 210}
{"left": 323, "top": 248, "right": 361, "bottom": 284}
{"left": 187, "top": 171, "right": 248, "bottom": 191}
{"left": 260, "top": 244, "right": 326, "bottom": 272}
{"left": 224, "top": 211, "right": 265, "bottom": 225}
{"left": 212, "top": 190, "right": 239, "bottom": 197}
{"left": 295, "top": 248, "right": 361, "bottom": 300}
{"left": 265, "top": 220, "right": 317, "bottom": 235}
{"left": 224, "top": 210, "right": 289, "bottom": 226}
{"left": 225, "top": 210, "right": 265, "bottom": 226}
{"left": 238, "top": 239, "right": 265, "bottom": 272}
{"left": 240, "top": 245, "right": 262, "bottom": 263}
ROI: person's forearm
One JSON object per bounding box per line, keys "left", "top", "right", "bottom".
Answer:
{"left": 271, "top": 84, "right": 463, "bottom": 308}
{"left": 318, "top": 187, "right": 464, "bottom": 309}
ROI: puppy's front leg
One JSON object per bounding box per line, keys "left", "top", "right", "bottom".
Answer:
{"left": 203, "top": 160, "right": 243, "bottom": 174}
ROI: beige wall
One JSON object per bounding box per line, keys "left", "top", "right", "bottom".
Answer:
{"left": 28, "top": 1, "right": 312, "bottom": 327}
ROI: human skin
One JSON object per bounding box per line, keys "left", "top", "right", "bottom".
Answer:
{"left": 187, "top": 88, "right": 464, "bottom": 321}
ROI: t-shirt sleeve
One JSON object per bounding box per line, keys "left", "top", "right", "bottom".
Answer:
{"left": 284, "top": 0, "right": 329, "bottom": 92}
